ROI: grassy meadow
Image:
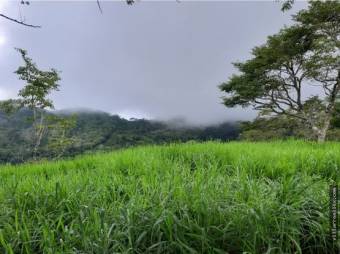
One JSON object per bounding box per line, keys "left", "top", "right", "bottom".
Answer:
{"left": 0, "top": 141, "right": 339, "bottom": 253}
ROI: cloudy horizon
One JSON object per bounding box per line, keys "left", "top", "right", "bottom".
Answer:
{"left": 0, "top": 0, "right": 308, "bottom": 125}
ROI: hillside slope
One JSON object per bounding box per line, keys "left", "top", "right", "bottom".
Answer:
{"left": 0, "top": 141, "right": 339, "bottom": 253}
{"left": 0, "top": 109, "right": 239, "bottom": 163}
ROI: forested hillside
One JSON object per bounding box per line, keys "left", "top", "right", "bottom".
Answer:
{"left": 240, "top": 103, "right": 340, "bottom": 141}
{"left": 0, "top": 109, "right": 239, "bottom": 163}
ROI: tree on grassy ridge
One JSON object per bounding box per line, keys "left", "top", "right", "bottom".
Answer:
{"left": 0, "top": 49, "right": 79, "bottom": 161}
{"left": 220, "top": 1, "right": 339, "bottom": 142}
{"left": 14, "top": 48, "right": 61, "bottom": 158}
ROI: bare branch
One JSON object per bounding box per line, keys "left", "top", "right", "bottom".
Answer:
{"left": 0, "top": 13, "right": 41, "bottom": 28}
{"left": 96, "top": 0, "right": 103, "bottom": 14}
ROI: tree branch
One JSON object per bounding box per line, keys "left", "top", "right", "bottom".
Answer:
{"left": 96, "top": 0, "right": 103, "bottom": 14}
{"left": 0, "top": 13, "right": 41, "bottom": 28}
{"left": 325, "top": 71, "right": 340, "bottom": 113}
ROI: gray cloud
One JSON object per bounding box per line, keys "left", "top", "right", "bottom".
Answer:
{"left": 0, "top": 1, "right": 308, "bottom": 125}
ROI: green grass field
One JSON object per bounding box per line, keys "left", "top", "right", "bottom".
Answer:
{"left": 0, "top": 141, "right": 339, "bottom": 253}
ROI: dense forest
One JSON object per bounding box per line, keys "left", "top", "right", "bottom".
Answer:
{"left": 241, "top": 102, "right": 340, "bottom": 141}
{"left": 0, "top": 109, "right": 240, "bottom": 163}
{"left": 1, "top": 103, "right": 339, "bottom": 163}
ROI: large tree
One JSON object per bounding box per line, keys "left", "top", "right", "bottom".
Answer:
{"left": 220, "top": 0, "right": 339, "bottom": 142}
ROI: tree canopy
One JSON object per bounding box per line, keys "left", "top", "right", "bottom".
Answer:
{"left": 220, "top": 0, "right": 339, "bottom": 142}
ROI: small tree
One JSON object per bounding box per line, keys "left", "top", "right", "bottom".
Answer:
{"left": 220, "top": 1, "right": 339, "bottom": 142}
{"left": 15, "top": 48, "right": 60, "bottom": 158}
{"left": 47, "top": 114, "right": 78, "bottom": 159}
{"left": 0, "top": 49, "right": 78, "bottom": 161}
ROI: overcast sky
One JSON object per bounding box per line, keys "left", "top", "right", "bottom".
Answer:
{"left": 0, "top": 0, "right": 308, "bottom": 125}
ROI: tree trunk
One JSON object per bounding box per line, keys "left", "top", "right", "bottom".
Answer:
{"left": 316, "top": 116, "right": 331, "bottom": 143}
{"left": 33, "top": 111, "right": 45, "bottom": 160}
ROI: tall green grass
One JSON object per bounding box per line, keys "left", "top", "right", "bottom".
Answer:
{"left": 0, "top": 141, "right": 338, "bottom": 253}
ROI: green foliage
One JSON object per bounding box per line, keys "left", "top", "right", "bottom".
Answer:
{"left": 240, "top": 101, "right": 340, "bottom": 141}
{"left": 294, "top": 1, "right": 340, "bottom": 44}
{"left": 294, "top": 1, "right": 340, "bottom": 85}
{"left": 0, "top": 141, "right": 338, "bottom": 253}
{"left": 0, "top": 108, "right": 240, "bottom": 163}
{"left": 12, "top": 48, "right": 62, "bottom": 159}
{"left": 46, "top": 114, "right": 78, "bottom": 159}
{"left": 330, "top": 102, "right": 340, "bottom": 128}
{"left": 241, "top": 118, "right": 311, "bottom": 141}
{"left": 281, "top": 0, "right": 294, "bottom": 12}
{"left": 15, "top": 48, "right": 60, "bottom": 110}
{"left": 240, "top": 116, "right": 297, "bottom": 141}
{"left": 0, "top": 99, "right": 23, "bottom": 116}
{"left": 219, "top": 25, "right": 314, "bottom": 109}
{"left": 220, "top": 0, "right": 340, "bottom": 142}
